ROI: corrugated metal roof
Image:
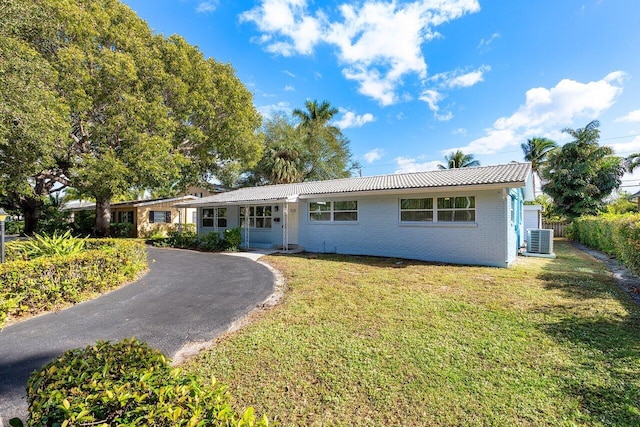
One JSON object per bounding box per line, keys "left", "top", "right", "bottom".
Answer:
{"left": 179, "top": 163, "right": 532, "bottom": 206}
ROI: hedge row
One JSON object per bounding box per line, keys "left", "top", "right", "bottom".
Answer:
{"left": 16, "top": 338, "right": 268, "bottom": 426}
{"left": 568, "top": 214, "right": 640, "bottom": 274}
{"left": 0, "top": 239, "right": 147, "bottom": 326}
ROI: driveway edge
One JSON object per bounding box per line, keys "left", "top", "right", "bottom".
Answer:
{"left": 171, "top": 258, "right": 285, "bottom": 365}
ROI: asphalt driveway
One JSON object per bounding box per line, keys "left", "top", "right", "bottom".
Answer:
{"left": 0, "top": 247, "right": 275, "bottom": 424}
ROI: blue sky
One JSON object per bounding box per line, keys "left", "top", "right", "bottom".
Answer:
{"left": 121, "top": 0, "right": 640, "bottom": 192}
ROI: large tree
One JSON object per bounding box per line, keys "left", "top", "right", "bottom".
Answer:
{"left": 541, "top": 120, "right": 625, "bottom": 218}
{"left": 438, "top": 150, "right": 480, "bottom": 169}
{"left": 521, "top": 137, "right": 557, "bottom": 196}
{"left": 0, "top": 0, "right": 71, "bottom": 234}
{"left": 5, "top": 0, "right": 262, "bottom": 236}
{"left": 293, "top": 100, "right": 356, "bottom": 181}
{"left": 248, "top": 101, "right": 356, "bottom": 185}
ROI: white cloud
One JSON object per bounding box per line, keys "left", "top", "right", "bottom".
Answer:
{"left": 615, "top": 110, "right": 640, "bottom": 123}
{"left": 241, "top": 0, "right": 481, "bottom": 105}
{"left": 240, "top": 0, "right": 324, "bottom": 56}
{"left": 364, "top": 148, "right": 384, "bottom": 163}
{"left": 452, "top": 128, "right": 467, "bottom": 135}
{"left": 477, "top": 32, "right": 500, "bottom": 51}
{"left": 284, "top": 84, "right": 295, "bottom": 91}
{"left": 335, "top": 110, "right": 375, "bottom": 129}
{"left": 454, "top": 71, "right": 626, "bottom": 155}
{"left": 429, "top": 65, "right": 491, "bottom": 89}
{"left": 419, "top": 89, "right": 453, "bottom": 121}
{"left": 394, "top": 157, "right": 442, "bottom": 173}
{"left": 257, "top": 101, "right": 292, "bottom": 118}
{"left": 196, "top": 1, "right": 218, "bottom": 13}
{"left": 283, "top": 70, "right": 296, "bottom": 78}
{"left": 610, "top": 135, "right": 640, "bottom": 155}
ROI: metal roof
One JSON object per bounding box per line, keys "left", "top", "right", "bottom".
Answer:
{"left": 177, "top": 163, "right": 532, "bottom": 207}
{"left": 63, "top": 195, "right": 197, "bottom": 211}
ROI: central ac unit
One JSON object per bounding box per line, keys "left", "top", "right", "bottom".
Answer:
{"left": 527, "top": 229, "right": 554, "bottom": 254}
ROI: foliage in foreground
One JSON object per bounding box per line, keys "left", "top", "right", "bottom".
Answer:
{"left": 0, "top": 239, "right": 146, "bottom": 326}
{"left": 187, "top": 241, "right": 640, "bottom": 426}
{"left": 568, "top": 213, "right": 640, "bottom": 274}
{"left": 12, "top": 338, "right": 267, "bottom": 427}
{"left": 17, "top": 230, "right": 86, "bottom": 259}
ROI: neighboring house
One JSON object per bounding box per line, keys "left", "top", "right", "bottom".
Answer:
{"left": 181, "top": 184, "right": 227, "bottom": 199}
{"left": 65, "top": 196, "right": 197, "bottom": 237}
{"left": 523, "top": 204, "right": 543, "bottom": 233}
{"left": 176, "top": 163, "right": 534, "bottom": 268}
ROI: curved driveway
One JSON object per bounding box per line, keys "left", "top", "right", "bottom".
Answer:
{"left": 0, "top": 247, "right": 275, "bottom": 423}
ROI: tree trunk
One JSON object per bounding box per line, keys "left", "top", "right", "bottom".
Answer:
{"left": 20, "top": 197, "right": 44, "bottom": 236}
{"left": 93, "top": 198, "right": 111, "bottom": 237}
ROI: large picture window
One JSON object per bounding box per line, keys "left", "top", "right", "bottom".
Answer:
{"left": 240, "top": 205, "right": 272, "bottom": 228}
{"left": 400, "top": 198, "right": 433, "bottom": 222}
{"left": 437, "top": 196, "right": 475, "bottom": 222}
{"left": 202, "top": 208, "right": 227, "bottom": 228}
{"left": 309, "top": 201, "right": 358, "bottom": 222}
{"left": 400, "top": 196, "right": 475, "bottom": 223}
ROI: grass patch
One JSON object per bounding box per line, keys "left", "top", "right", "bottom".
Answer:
{"left": 185, "top": 240, "right": 640, "bottom": 426}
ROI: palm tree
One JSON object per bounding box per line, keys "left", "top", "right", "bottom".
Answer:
{"left": 521, "top": 137, "right": 557, "bottom": 196}
{"left": 438, "top": 150, "right": 480, "bottom": 169}
{"left": 292, "top": 100, "right": 352, "bottom": 181}
{"left": 626, "top": 153, "right": 640, "bottom": 173}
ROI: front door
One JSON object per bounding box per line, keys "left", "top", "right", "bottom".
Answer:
{"left": 286, "top": 203, "right": 299, "bottom": 245}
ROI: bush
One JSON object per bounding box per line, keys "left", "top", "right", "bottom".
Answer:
{"left": 18, "top": 230, "right": 87, "bottom": 259}
{"left": 569, "top": 213, "right": 640, "bottom": 274}
{"left": 199, "top": 231, "right": 223, "bottom": 251}
{"left": 72, "top": 211, "right": 95, "bottom": 236}
{"left": 109, "top": 221, "right": 134, "bottom": 238}
{"left": 17, "top": 338, "right": 268, "bottom": 427}
{"left": 5, "top": 219, "right": 24, "bottom": 235}
{"left": 0, "top": 239, "right": 147, "bottom": 326}
{"left": 224, "top": 227, "right": 242, "bottom": 250}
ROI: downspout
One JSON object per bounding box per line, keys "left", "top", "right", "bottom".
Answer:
{"left": 282, "top": 202, "right": 289, "bottom": 253}
{"left": 503, "top": 188, "right": 510, "bottom": 266}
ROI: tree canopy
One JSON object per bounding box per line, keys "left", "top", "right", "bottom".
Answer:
{"left": 0, "top": 0, "right": 261, "bottom": 235}
{"left": 521, "top": 137, "right": 557, "bottom": 196}
{"left": 438, "top": 150, "right": 480, "bottom": 169}
{"left": 249, "top": 100, "right": 357, "bottom": 185}
{"left": 541, "top": 120, "right": 625, "bottom": 219}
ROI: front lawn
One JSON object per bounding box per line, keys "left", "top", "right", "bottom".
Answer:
{"left": 186, "top": 240, "right": 640, "bottom": 426}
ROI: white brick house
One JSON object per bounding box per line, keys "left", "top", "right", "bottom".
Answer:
{"left": 175, "top": 163, "right": 534, "bottom": 267}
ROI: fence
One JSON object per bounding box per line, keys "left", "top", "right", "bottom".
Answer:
{"left": 541, "top": 220, "right": 570, "bottom": 237}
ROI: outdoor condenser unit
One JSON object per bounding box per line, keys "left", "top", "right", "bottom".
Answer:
{"left": 527, "top": 229, "right": 554, "bottom": 254}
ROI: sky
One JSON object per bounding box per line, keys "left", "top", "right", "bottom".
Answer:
{"left": 121, "top": 0, "right": 640, "bottom": 193}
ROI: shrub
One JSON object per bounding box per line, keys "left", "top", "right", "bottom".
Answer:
{"left": 109, "top": 221, "right": 134, "bottom": 238}
{"left": 224, "top": 227, "right": 242, "bottom": 251}
{"left": 199, "top": 231, "right": 223, "bottom": 251}
{"left": 0, "top": 239, "right": 147, "bottom": 326}
{"left": 569, "top": 213, "right": 640, "bottom": 274}
{"left": 5, "top": 219, "right": 24, "bottom": 235}
{"left": 16, "top": 338, "right": 268, "bottom": 427}
{"left": 168, "top": 229, "right": 199, "bottom": 248}
{"left": 18, "top": 230, "right": 87, "bottom": 259}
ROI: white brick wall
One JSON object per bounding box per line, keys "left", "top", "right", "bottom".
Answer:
{"left": 297, "top": 189, "right": 511, "bottom": 267}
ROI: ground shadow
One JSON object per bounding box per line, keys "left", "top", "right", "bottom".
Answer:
{"left": 535, "top": 241, "right": 640, "bottom": 424}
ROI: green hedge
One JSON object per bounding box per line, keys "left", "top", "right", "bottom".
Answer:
{"left": 568, "top": 214, "right": 640, "bottom": 274}
{"left": 17, "top": 338, "right": 267, "bottom": 427}
{"left": 0, "top": 239, "right": 147, "bottom": 326}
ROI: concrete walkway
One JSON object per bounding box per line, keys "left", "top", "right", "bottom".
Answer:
{"left": 0, "top": 247, "right": 275, "bottom": 424}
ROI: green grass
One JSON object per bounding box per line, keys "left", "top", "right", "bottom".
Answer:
{"left": 185, "top": 240, "right": 640, "bottom": 426}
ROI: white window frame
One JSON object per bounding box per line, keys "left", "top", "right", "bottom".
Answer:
{"left": 399, "top": 196, "right": 476, "bottom": 224}
{"left": 202, "top": 208, "right": 227, "bottom": 228}
{"left": 399, "top": 198, "right": 434, "bottom": 223}
{"left": 309, "top": 200, "right": 358, "bottom": 222}
{"left": 240, "top": 205, "right": 272, "bottom": 229}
